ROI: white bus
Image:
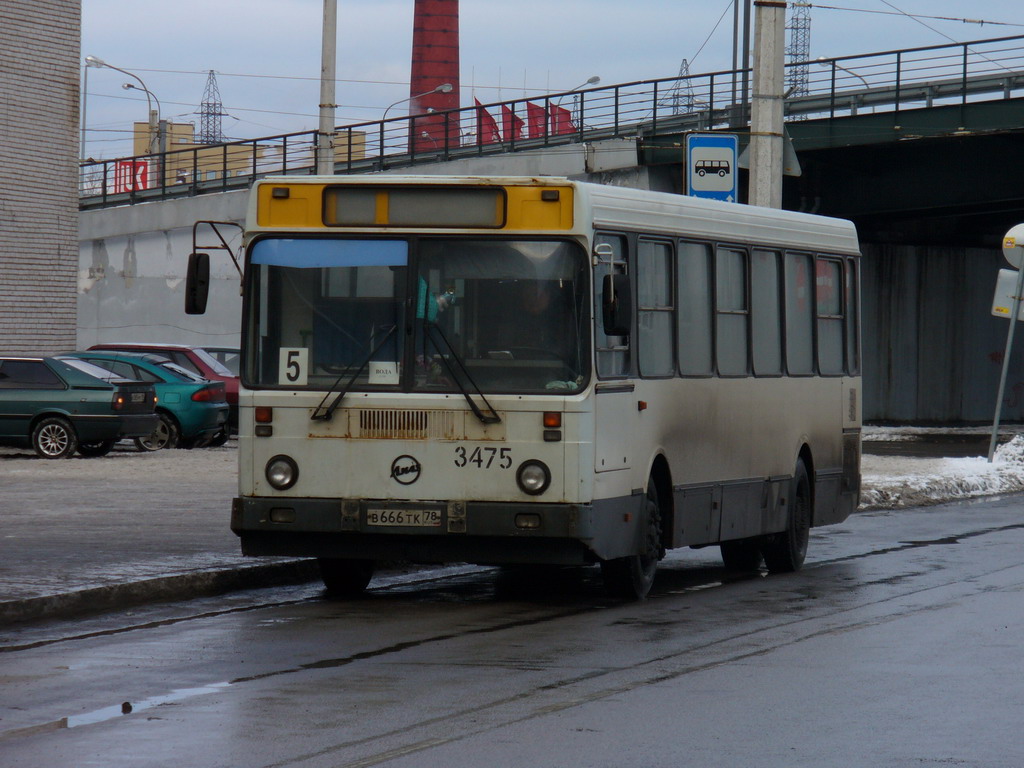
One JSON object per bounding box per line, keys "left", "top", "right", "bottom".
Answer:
{"left": 188, "top": 175, "right": 861, "bottom": 600}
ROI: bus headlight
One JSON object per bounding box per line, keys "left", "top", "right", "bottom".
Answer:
{"left": 516, "top": 460, "right": 550, "bottom": 496}
{"left": 266, "top": 455, "right": 299, "bottom": 490}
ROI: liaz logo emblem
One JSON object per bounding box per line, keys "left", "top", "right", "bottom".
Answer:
{"left": 390, "top": 455, "right": 422, "bottom": 485}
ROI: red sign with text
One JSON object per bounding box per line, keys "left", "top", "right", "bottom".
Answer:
{"left": 113, "top": 160, "right": 149, "bottom": 193}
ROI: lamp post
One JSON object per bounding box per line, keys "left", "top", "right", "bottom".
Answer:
{"left": 122, "top": 82, "right": 163, "bottom": 155}
{"left": 817, "top": 56, "right": 871, "bottom": 114}
{"left": 383, "top": 83, "right": 453, "bottom": 122}
{"left": 558, "top": 75, "right": 600, "bottom": 127}
{"left": 84, "top": 55, "right": 164, "bottom": 155}
{"left": 80, "top": 56, "right": 108, "bottom": 161}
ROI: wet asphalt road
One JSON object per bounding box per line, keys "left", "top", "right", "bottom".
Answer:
{"left": 2, "top": 495, "right": 1024, "bottom": 767}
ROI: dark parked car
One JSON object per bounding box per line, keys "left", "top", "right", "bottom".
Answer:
{"left": 0, "top": 356, "right": 158, "bottom": 458}
{"left": 88, "top": 343, "right": 238, "bottom": 432}
{"left": 68, "top": 351, "right": 229, "bottom": 451}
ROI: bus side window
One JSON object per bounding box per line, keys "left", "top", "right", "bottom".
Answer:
{"left": 594, "top": 233, "right": 631, "bottom": 378}
{"left": 637, "top": 238, "right": 675, "bottom": 377}
{"left": 784, "top": 251, "right": 815, "bottom": 375}
{"left": 816, "top": 257, "right": 845, "bottom": 376}
{"left": 715, "top": 247, "right": 749, "bottom": 376}
{"left": 678, "top": 241, "right": 713, "bottom": 376}
{"left": 751, "top": 249, "right": 783, "bottom": 376}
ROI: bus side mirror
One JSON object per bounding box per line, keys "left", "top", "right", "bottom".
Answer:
{"left": 185, "top": 252, "right": 210, "bottom": 315}
{"left": 602, "top": 273, "right": 631, "bottom": 336}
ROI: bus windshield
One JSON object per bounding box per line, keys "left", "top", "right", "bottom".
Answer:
{"left": 246, "top": 236, "right": 589, "bottom": 395}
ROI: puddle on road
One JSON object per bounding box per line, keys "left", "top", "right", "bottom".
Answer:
{"left": 65, "top": 682, "right": 231, "bottom": 728}
{"left": 1, "top": 682, "right": 232, "bottom": 742}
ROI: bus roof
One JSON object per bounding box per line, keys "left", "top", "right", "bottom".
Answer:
{"left": 249, "top": 175, "right": 860, "bottom": 256}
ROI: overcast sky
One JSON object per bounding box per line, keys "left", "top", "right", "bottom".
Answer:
{"left": 80, "top": 0, "right": 1024, "bottom": 159}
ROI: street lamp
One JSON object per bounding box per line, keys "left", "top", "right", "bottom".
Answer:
{"left": 81, "top": 55, "right": 109, "bottom": 161}
{"left": 84, "top": 55, "right": 164, "bottom": 155}
{"left": 383, "top": 83, "right": 453, "bottom": 121}
{"left": 122, "top": 82, "right": 163, "bottom": 155}
{"left": 568, "top": 75, "right": 601, "bottom": 93}
{"left": 817, "top": 57, "right": 871, "bottom": 115}
{"left": 559, "top": 75, "right": 600, "bottom": 126}
{"left": 816, "top": 57, "right": 869, "bottom": 90}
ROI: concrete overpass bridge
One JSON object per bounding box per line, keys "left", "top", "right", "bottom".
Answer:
{"left": 78, "top": 34, "right": 1024, "bottom": 423}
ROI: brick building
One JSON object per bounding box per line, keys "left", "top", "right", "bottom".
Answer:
{"left": 0, "top": 2, "right": 80, "bottom": 354}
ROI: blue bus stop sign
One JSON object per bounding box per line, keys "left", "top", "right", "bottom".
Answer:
{"left": 686, "top": 133, "right": 738, "bottom": 203}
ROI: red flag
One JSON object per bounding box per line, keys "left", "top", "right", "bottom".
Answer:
{"left": 475, "top": 99, "right": 501, "bottom": 145}
{"left": 525, "top": 102, "right": 547, "bottom": 138}
{"left": 501, "top": 105, "right": 524, "bottom": 142}
{"left": 549, "top": 102, "right": 576, "bottom": 135}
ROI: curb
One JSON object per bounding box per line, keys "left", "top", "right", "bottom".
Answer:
{"left": 0, "top": 559, "right": 320, "bottom": 627}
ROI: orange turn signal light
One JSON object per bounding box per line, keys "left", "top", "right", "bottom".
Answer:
{"left": 255, "top": 406, "right": 273, "bottom": 424}
{"left": 543, "top": 412, "right": 561, "bottom": 428}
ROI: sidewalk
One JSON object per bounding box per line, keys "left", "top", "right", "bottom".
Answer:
{"left": 3, "top": 431, "right": 1024, "bottom": 627}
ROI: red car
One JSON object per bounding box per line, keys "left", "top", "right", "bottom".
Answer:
{"left": 88, "top": 343, "right": 238, "bottom": 435}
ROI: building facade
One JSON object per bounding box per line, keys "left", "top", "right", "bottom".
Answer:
{"left": 0, "top": 2, "right": 80, "bottom": 355}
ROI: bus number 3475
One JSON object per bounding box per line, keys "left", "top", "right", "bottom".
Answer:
{"left": 454, "top": 446, "right": 513, "bottom": 469}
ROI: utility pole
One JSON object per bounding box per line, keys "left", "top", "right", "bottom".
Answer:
{"left": 316, "top": 0, "right": 338, "bottom": 175}
{"left": 748, "top": 0, "right": 787, "bottom": 208}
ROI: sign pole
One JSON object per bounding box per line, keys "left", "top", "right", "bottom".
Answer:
{"left": 988, "top": 265, "right": 1024, "bottom": 462}
{"left": 988, "top": 224, "right": 1024, "bottom": 462}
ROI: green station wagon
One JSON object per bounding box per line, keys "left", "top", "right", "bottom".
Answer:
{"left": 0, "top": 356, "right": 158, "bottom": 458}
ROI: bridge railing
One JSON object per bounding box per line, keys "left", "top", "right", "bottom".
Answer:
{"left": 79, "top": 33, "right": 1024, "bottom": 209}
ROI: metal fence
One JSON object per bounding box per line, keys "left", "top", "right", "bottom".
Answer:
{"left": 79, "top": 34, "right": 1024, "bottom": 209}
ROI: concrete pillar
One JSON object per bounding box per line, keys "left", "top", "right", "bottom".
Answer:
{"left": 748, "top": 0, "right": 787, "bottom": 208}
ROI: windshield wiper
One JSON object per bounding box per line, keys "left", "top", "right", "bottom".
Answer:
{"left": 310, "top": 325, "right": 397, "bottom": 422}
{"left": 422, "top": 321, "right": 501, "bottom": 424}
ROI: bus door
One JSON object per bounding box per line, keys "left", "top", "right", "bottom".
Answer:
{"left": 593, "top": 234, "right": 634, "bottom": 474}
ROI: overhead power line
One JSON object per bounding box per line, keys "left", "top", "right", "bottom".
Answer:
{"left": 791, "top": 3, "right": 1024, "bottom": 28}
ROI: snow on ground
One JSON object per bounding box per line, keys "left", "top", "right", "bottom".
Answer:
{"left": 861, "top": 434, "right": 1024, "bottom": 509}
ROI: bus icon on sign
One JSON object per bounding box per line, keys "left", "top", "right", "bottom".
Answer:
{"left": 686, "top": 133, "right": 738, "bottom": 202}
{"left": 695, "top": 159, "right": 730, "bottom": 177}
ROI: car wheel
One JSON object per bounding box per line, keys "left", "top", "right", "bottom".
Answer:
{"left": 134, "top": 412, "right": 180, "bottom": 451}
{"left": 77, "top": 439, "right": 116, "bottom": 458}
{"left": 32, "top": 416, "right": 78, "bottom": 459}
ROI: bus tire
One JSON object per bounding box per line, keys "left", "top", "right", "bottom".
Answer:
{"left": 720, "top": 538, "right": 763, "bottom": 571}
{"left": 601, "top": 478, "right": 663, "bottom": 600}
{"left": 762, "top": 459, "right": 811, "bottom": 573}
{"left": 318, "top": 558, "right": 374, "bottom": 597}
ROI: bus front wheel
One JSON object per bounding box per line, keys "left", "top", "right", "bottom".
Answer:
{"left": 601, "top": 478, "right": 664, "bottom": 600}
{"left": 318, "top": 558, "right": 375, "bottom": 597}
{"left": 762, "top": 459, "right": 811, "bottom": 573}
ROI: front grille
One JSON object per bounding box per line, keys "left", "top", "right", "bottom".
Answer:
{"left": 356, "top": 409, "right": 458, "bottom": 440}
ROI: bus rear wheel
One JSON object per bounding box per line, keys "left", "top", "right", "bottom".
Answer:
{"left": 762, "top": 459, "right": 811, "bottom": 573}
{"left": 318, "top": 558, "right": 375, "bottom": 597}
{"left": 601, "top": 478, "right": 664, "bottom": 600}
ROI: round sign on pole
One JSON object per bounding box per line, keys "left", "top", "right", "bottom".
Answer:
{"left": 1003, "top": 223, "right": 1024, "bottom": 268}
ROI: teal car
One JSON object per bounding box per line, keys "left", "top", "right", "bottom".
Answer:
{"left": 68, "top": 351, "right": 228, "bottom": 451}
{"left": 0, "top": 356, "right": 158, "bottom": 458}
